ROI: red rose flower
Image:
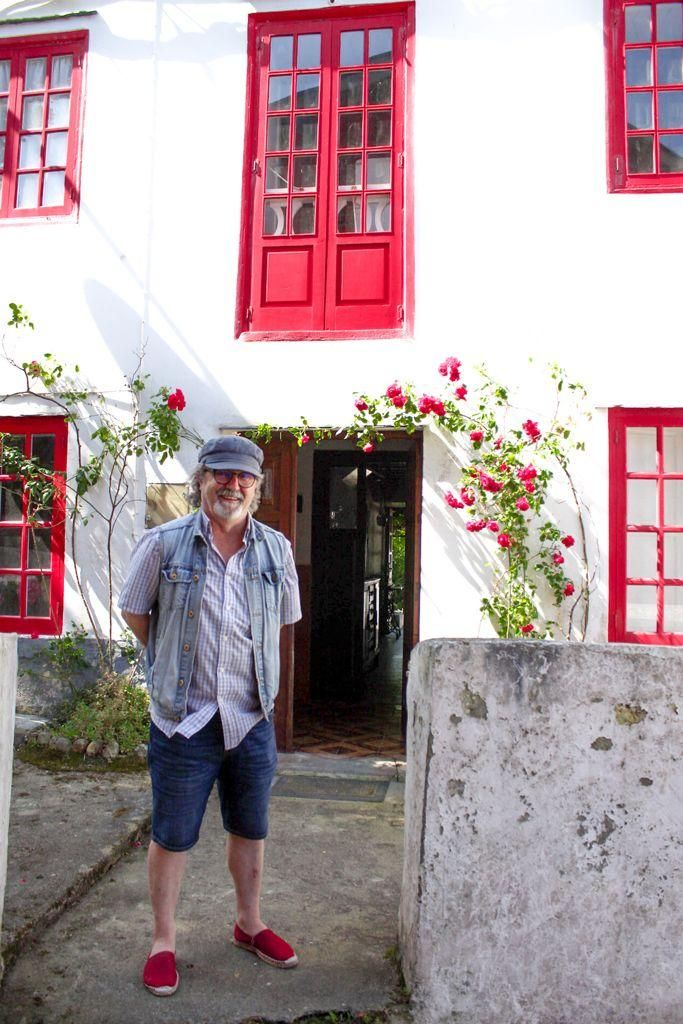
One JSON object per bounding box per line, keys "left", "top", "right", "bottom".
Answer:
{"left": 494, "top": 436, "right": 503, "bottom": 450}
{"left": 470, "top": 430, "right": 484, "bottom": 443}
{"left": 417, "top": 395, "right": 434, "bottom": 415}
{"left": 466, "top": 519, "right": 487, "bottom": 532}
{"left": 391, "top": 393, "right": 408, "bottom": 408}
{"left": 487, "top": 520, "right": 500, "bottom": 533}
{"left": 498, "top": 463, "right": 508, "bottom": 473}
{"left": 438, "top": 357, "right": 461, "bottom": 382}
{"left": 515, "top": 497, "right": 530, "bottom": 511}
{"left": 301, "top": 434, "right": 311, "bottom": 445}
{"left": 524, "top": 482, "right": 536, "bottom": 494}
{"left": 167, "top": 388, "right": 186, "bottom": 411}
{"left": 363, "top": 442, "right": 374, "bottom": 454}
{"left": 521, "top": 623, "right": 534, "bottom": 634}
{"left": 522, "top": 419, "right": 542, "bottom": 443}
{"left": 445, "top": 491, "right": 464, "bottom": 509}
{"left": 460, "top": 489, "right": 476, "bottom": 506}
{"left": 561, "top": 535, "right": 575, "bottom": 548}
{"left": 517, "top": 464, "right": 537, "bottom": 482}
{"left": 563, "top": 582, "right": 575, "bottom": 596}
{"left": 478, "top": 471, "right": 503, "bottom": 493}
{"left": 552, "top": 552, "right": 564, "bottom": 565}
{"left": 455, "top": 385, "right": 467, "bottom": 401}
{"left": 431, "top": 398, "right": 445, "bottom": 417}
{"left": 497, "top": 533, "right": 511, "bottom": 548}
{"left": 354, "top": 398, "right": 369, "bottom": 412}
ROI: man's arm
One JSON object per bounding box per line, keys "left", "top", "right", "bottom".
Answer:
{"left": 122, "top": 610, "right": 151, "bottom": 648}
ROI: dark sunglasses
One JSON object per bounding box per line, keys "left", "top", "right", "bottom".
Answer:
{"left": 211, "top": 469, "right": 257, "bottom": 488}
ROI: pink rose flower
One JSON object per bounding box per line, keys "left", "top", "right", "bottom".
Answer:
{"left": 466, "top": 519, "right": 487, "bottom": 532}
{"left": 438, "top": 357, "right": 462, "bottom": 382}
{"left": 487, "top": 520, "right": 500, "bottom": 533}
{"left": 354, "top": 398, "right": 369, "bottom": 412}
{"left": 301, "top": 434, "right": 311, "bottom": 445}
{"left": 522, "top": 419, "right": 542, "bottom": 443}
{"left": 363, "top": 442, "right": 374, "bottom": 454}
{"left": 445, "top": 491, "right": 464, "bottom": 509}
{"left": 517, "top": 464, "right": 537, "bottom": 482}
{"left": 552, "top": 552, "right": 564, "bottom": 565}
{"left": 563, "top": 582, "right": 575, "bottom": 596}
{"left": 460, "top": 489, "right": 476, "bottom": 506}
{"left": 561, "top": 535, "right": 575, "bottom": 548}
{"left": 497, "top": 533, "right": 511, "bottom": 548}
{"left": 478, "top": 471, "right": 503, "bottom": 494}
{"left": 515, "top": 497, "right": 530, "bottom": 511}
{"left": 524, "top": 482, "right": 536, "bottom": 494}
{"left": 392, "top": 393, "right": 408, "bottom": 408}
{"left": 455, "top": 385, "right": 467, "bottom": 401}
{"left": 521, "top": 624, "right": 534, "bottom": 634}
{"left": 386, "top": 382, "right": 402, "bottom": 399}
{"left": 417, "top": 395, "right": 434, "bottom": 415}
{"left": 470, "top": 430, "right": 484, "bottom": 443}
{"left": 494, "top": 436, "right": 503, "bottom": 450}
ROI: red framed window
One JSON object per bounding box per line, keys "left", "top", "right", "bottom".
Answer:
{"left": 0, "top": 417, "right": 67, "bottom": 636}
{"left": 609, "top": 408, "right": 683, "bottom": 643}
{"left": 237, "top": 4, "right": 413, "bottom": 339}
{"left": 0, "top": 31, "right": 87, "bottom": 219}
{"left": 606, "top": 2, "right": 683, "bottom": 191}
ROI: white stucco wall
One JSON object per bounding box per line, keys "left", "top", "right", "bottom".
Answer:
{"left": 0, "top": 0, "right": 675, "bottom": 640}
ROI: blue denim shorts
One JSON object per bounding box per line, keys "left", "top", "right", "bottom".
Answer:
{"left": 148, "top": 714, "right": 277, "bottom": 852}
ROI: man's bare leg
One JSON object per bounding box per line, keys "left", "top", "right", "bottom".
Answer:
{"left": 227, "top": 834, "right": 266, "bottom": 936}
{"left": 148, "top": 840, "right": 187, "bottom": 954}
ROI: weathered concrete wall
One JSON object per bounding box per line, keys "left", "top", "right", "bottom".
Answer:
{"left": 0, "top": 634, "right": 18, "bottom": 985}
{"left": 400, "top": 640, "right": 683, "bottom": 1024}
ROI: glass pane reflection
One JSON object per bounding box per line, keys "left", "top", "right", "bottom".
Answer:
{"left": 368, "top": 109, "right": 391, "bottom": 146}
{"left": 340, "top": 31, "right": 364, "bottom": 67}
{"left": 25, "top": 58, "right": 46, "bottom": 90}
{"left": 296, "top": 73, "right": 319, "bottom": 109}
{"left": 46, "top": 131, "right": 68, "bottom": 166}
{"left": 28, "top": 528, "right": 52, "bottom": 570}
{"left": 627, "top": 91, "right": 653, "bottom": 129}
{"left": 366, "top": 193, "right": 391, "bottom": 232}
{"left": 47, "top": 92, "right": 70, "bottom": 128}
{"left": 19, "top": 134, "right": 41, "bottom": 169}
{"left": 367, "top": 151, "right": 391, "bottom": 187}
{"left": 663, "top": 587, "right": 683, "bottom": 631}
{"left": 369, "top": 28, "right": 393, "bottom": 64}
{"left": 15, "top": 173, "right": 39, "bottom": 208}
{"left": 664, "top": 480, "right": 683, "bottom": 524}
{"left": 0, "top": 576, "right": 20, "bottom": 616}
{"left": 337, "top": 196, "right": 361, "bottom": 233}
{"left": 626, "top": 585, "right": 657, "bottom": 631}
{"left": 267, "top": 116, "right": 290, "bottom": 152}
{"left": 627, "top": 48, "right": 653, "bottom": 85}
{"left": 663, "top": 428, "right": 683, "bottom": 471}
{"left": 270, "top": 36, "right": 293, "bottom": 71}
{"left": 293, "top": 154, "right": 317, "bottom": 190}
{"left": 340, "top": 72, "right": 363, "bottom": 107}
{"left": 339, "top": 111, "right": 363, "bottom": 148}
{"left": 660, "top": 89, "right": 683, "bottom": 128}
{"left": 263, "top": 198, "right": 287, "bottom": 236}
{"left": 660, "top": 133, "right": 683, "bottom": 170}
{"left": 628, "top": 134, "right": 654, "bottom": 172}
{"left": 297, "top": 34, "right": 321, "bottom": 69}
{"left": 627, "top": 427, "right": 656, "bottom": 472}
{"left": 627, "top": 479, "right": 657, "bottom": 524}
{"left": 626, "top": 5, "right": 652, "bottom": 42}
{"left": 265, "top": 156, "right": 289, "bottom": 193}
{"left": 0, "top": 61, "right": 9, "bottom": 91}
{"left": 657, "top": 3, "right": 683, "bottom": 40}
{"left": 291, "top": 198, "right": 315, "bottom": 234}
{"left": 22, "top": 96, "right": 43, "bottom": 130}
{"left": 658, "top": 46, "right": 683, "bottom": 83}
{"left": 368, "top": 69, "right": 392, "bottom": 105}
{"left": 627, "top": 532, "right": 658, "bottom": 578}
{"left": 268, "top": 76, "right": 292, "bottom": 111}
{"left": 664, "top": 533, "right": 683, "bottom": 577}
{"left": 51, "top": 55, "right": 73, "bottom": 88}
{"left": 0, "top": 480, "right": 24, "bottom": 521}
{"left": 338, "top": 153, "right": 362, "bottom": 189}
{"left": 26, "top": 575, "right": 50, "bottom": 617}
{"left": 42, "top": 170, "right": 65, "bottom": 206}
{"left": 294, "top": 114, "right": 318, "bottom": 150}
{"left": 0, "top": 528, "right": 21, "bottom": 569}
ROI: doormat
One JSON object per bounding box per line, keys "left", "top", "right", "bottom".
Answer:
{"left": 272, "top": 774, "right": 390, "bottom": 803}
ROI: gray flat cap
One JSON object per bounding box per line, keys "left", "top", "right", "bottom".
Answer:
{"left": 198, "top": 435, "right": 264, "bottom": 476}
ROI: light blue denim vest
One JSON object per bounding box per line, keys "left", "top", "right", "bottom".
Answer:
{"left": 145, "top": 511, "right": 288, "bottom": 724}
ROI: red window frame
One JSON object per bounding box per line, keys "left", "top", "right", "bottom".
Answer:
{"left": 609, "top": 408, "right": 683, "bottom": 643}
{"left": 236, "top": 3, "right": 414, "bottom": 340}
{"left": 606, "top": 1, "right": 683, "bottom": 192}
{"left": 0, "top": 31, "right": 87, "bottom": 219}
{"left": 0, "top": 417, "right": 67, "bottom": 636}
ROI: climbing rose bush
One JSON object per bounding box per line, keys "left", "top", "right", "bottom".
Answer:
{"left": 349, "top": 358, "right": 588, "bottom": 640}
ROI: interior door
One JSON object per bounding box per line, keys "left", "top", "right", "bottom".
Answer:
{"left": 253, "top": 434, "right": 298, "bottom": 749}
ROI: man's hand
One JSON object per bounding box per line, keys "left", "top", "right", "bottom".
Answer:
{"left": 122, "top": 610, "right": 151, "bottom": 648}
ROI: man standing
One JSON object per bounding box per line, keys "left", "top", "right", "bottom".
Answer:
{"left": 119, "top": 435, "right": 301, "bottom": 996}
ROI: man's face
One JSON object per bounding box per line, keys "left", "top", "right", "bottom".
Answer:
{"left": 200, "top": 469, "right": 251, "bottom": 525}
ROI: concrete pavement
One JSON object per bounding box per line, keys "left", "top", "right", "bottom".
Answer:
{"left": 0, "top": 751, "right": 408, "bottom": 1024}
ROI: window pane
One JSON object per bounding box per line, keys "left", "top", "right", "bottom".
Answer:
{"left": 338, "top": 152, "right": 362, "bottom": 190}
{"left": 270, "top": 36, "right": 293, "bottom": 71}
{"left": 293, "top": 154, "right": 317, "bottom": 191}
{"left": 627, "top": 90, "right": 653, "bottom": 128}
{"left": 664, "top": 533, "right": 683, "bottom": 577}
{"left": 28, "top": 527, "right": 51, "bottom": 570}
{"left": 46, "top": 131, "right": 68, "bottom": 166}
{"left": 627, "top": 427, "right": 656, "bottom": 471}
{"left": 0, "top": 60, "right": 9, "bottom": 91}
{"left": 627, "top": 532, "right": 658, "bottom": 578}
{"left": 268, "top": 76, "right": 292, "bottom": 111}
{"left": 22, "top": 95, "right": 43, "bottom": 130}
{"left": 291, "top": 197, "right": 315, "bottom": 234}
{"left": 16, "top": 173, "right": 39, "bottom": 208}
{"left": 626, "top": 5, "right": 652, "bottom": 42}
{"left": 369, "top": 28, "right": 393, "bottom": 64}
{"left": 626, "top": 585, "right": 657, "bottom": 631}
{"left": 660, "top": 132, "right": 683, "bottom": 169}
{"left": 0, "top": 434, "right": 25, "bottom": 471}
{"left": 48, "top": 92, "right": 70, "bottom": 127}
{"left": 296, "top": 73, "right": 319, "bottom": 109}
{"left": 31, "top": 434, "right": 55, "bottom": 470}
{"left": 0, "top": 576, "right": 20, "bottom": 616}
{"left": 0, "top": 481, "right": 24, "bottom": 521}
{"left": 367, "top": 151, "right": 391, "bottom": 187}
{"left": 0, "top": 138, "right": 4, "bottom": 169}
{"left": 0, "top": 528, "right": 22, "bottom": 569}
{"left": 340, "top": 71, "right": 363, "bottom": 107}
{"left": 26, "top": 575, "right": 50, "bottom": 617}
{"left": 664, "top": 480, "right": 683, "bottom": 523}
{"left": 627, "top": 48, "right": 653, "bottom": 85}
{"left": 41, "top": 170, "right": 65, "bottom": 206}
{"left": 664, "top": 428, "right": 683, "bottom": 471}
{"left": 267, "top": 115, "right": 290, "bottom": 152}
{"left": 294, "top": 114, "right": 318, "bottom": 150}
{"left": 19, "top": 134, "right": 41, "bottom": 169}
{"left": 0, "top": 97, "right": 6, "bottom": 131}
{"left": 25, "top": 57, "right": 46, "bottom": 90}
{"left": 297, "top": 34, "right": 321, "bottom": 69}
{"left": 51, "top": 54, "right": 73, "bottom": 88}
{"left": 627, "top": 479, "right": 657, "bottom": 524}
{"left": 368, "top": 109, "right": 392, "bottom": 146}
{"left": 663, "top": 586, "right": 683, "bottom": 630}
{"left": 628, "top": 133, "right": 654, "bottom": 172}
{"left": 337, "top": 196, "right": 362, "bottom": 233}
{"left": 660, "top": 89, "right": 683, "bottom": 126}
{"left": 339, "top": 111, "right": 363, "bottom": 148}
{"left": 366, "top": 193, "right": 391, "bottom": 232}
{"left": 265, "top": 156, "right": 289, "bottom": 193}
{"left": 657, "top": 2, "right": 683, "bottom": 40}
{"left": 263, "top": 198, "right": 287, "bottom": 236}
{"left": 657, "top": 45, "right": 683, "bottom": 82}
{"left": 341, "top": 31, "right": 364, "bottom": 67}
{"left": 368, "top": 68, "right": 392, "bottom": 105}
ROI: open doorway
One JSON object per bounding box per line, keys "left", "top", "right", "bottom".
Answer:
{"left": 293, "top": 442, "right": 420, "bottom": 758}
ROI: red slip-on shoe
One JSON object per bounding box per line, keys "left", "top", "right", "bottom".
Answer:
{"left": 143, "top": 951, "right": 179, "bottom": 996}
{"left": 233, "top": 924, "right": 299, "bottom": 968}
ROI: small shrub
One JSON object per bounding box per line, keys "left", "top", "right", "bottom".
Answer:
{"left": 55, "top": 672, "right": 150, "bottom": 753}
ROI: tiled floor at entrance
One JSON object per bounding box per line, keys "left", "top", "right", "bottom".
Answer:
{"left": 293, "top": 634, "right": 405, "bottom": 759}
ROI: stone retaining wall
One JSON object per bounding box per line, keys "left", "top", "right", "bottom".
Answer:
{"left": 399, "top": 640, "right": 683, "bottom": 1024}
